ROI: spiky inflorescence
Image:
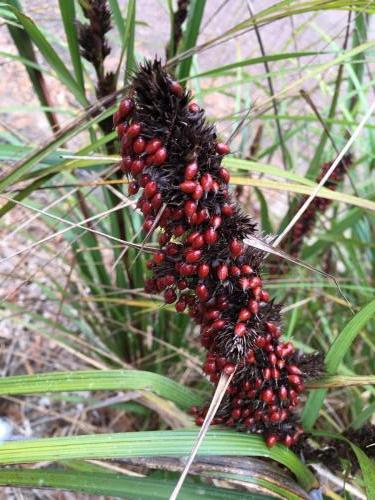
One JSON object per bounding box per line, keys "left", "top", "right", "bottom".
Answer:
{"left": 287, "top": 155, "right": 352, "bottom": 258}
{"left": 114, "top": 59, "right": 323, "bottom": 448}
{"left": 77, "top": 0, "right": 115, "bottom": 101}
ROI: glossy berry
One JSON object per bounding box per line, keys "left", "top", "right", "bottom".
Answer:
{"left": 154, "top": 147, "right": 168, "bottom": 165}
{"left": 146, "top": 139, "right": 162, "bottom": 154}
{"left": 133, "top": 136, "right": 146, "bottom": 154}
{"left": 127, "top": 123, "right": 141, "bottom": 137}
{"left": 216, "top": 143, "right": 230, "bottom": 155}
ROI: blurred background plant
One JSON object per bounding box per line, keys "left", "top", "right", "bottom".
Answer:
{"left": 0, "top": 0, "right": 374, "bottom": 498}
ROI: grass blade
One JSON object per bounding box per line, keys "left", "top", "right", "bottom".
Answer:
{"left": 58, "top": 0, "right": 85, "bottom": 92}
{"left": 0, "top": 429, "right": 318, "bottom": 491}
{"left": 0, "top": 369, "right": 201, "bottom": 410}
{"left": 302, "top": 298, "right": 375, "bottom": 429}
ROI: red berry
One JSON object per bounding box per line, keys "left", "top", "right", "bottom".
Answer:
{"left": 120, "top": 156, "right": 132, "bottom": 173}
{"left": 255, "top": 336, "right": 266, "bottom": 348}
{"left": 212, "top": 319, "right": 226, "bottom": 331}
{"left": 177, "top": 279, "right": 187, "bottom": 290}
{"left": 188, "top": 102, "right": 200, "bottom": 113}
{"left": 248, "top": 299, "right": 259, "bottom": 314}
{"left": 217, "top": 264, "right": 228, "bottom": 281}
{"left": 143, "top": 217, "right": 154, "bottom": 233}
{"left": 176, "top": 298, "right": 187, "bottom": 312}
{"left": 216, "top": 143, "right": 230, "bottom": 155}
{"left": 234, "top": 323, "right": 247, "bottom": 336}
{"left": 192, "top": 184, "right": 203, "bottom": 200}
{"left": 229, "top": 239, "right": 243, "bottom": 257}
{"left": 170, "top": 80, "right": 183, "bottom": 96}
{"left": 164, "top": 288, "right": 176, "bottom": 304}
{"left": 127, "top": 123, "right": 141, "bottom": 137}
{"left": 198, "top": 263, "right": 210, "bottom": 279}
{"left": 184, "top": 200, "right": 197, "bottom": 218}
{"left": 204, "top": 228, "right": 218, "bottom": 245}
{"left": 180, "top": 181, "right": 197, "bottom": 193}
{"left": 133, "top": 136, "right": 146, "bottom": 154}
{"left": 196, "top": 208, "right": 210, "bottom": 223}
{"left": 249, "top": 276, "right": 262, "bottom": 288}
{"left": 191, "top": 234, "right": 204, "bottom": 249}
{"left": 201, "top": 173, "right": 213, "bottom": 192}
{"left": 145, "top": 139, "right": 162, "bottom": 155}
{"left": 140, "top": 174, "right": 151, "bottom": 187}
{"left": 151, "top": 192, "right": 162, "bottom": 210}
{"left": 288, "top": 374, "right": 302, "bottom": 386}
{"left": 185, "top": 161, "right": 198, "bottom": 180}
{"left": 196, "top": 283, "right": 209, "bottom": 302}
{"left": 229, "top": 265, "right": 241, "bottom": 277}
{"left": 279, "top": 386, "right": 288, "bottom": 400}
{"left": 144, "top": 181, "right": 157, "bottom": 199}
{"left": 238, "top": 308, "right": 251, "bottom": 321}
{"left": 203, "top": 361, "right": 216, "bottom": 374}
{"left": 260, "top": 290, "right": 270, "bottom": 302}
{"left": 117, "top": 122, "right": 127, "bottom": 137}
{"left": 141, "top": 201, "right": 152, "bottom": 215}
{"left": 221, "top": 203, "right": 233, "bottom": 217}
{"left": 186, "top": 249, "right": 202, "bottom": 263}
{"left": 128, "top": 181, "right": 139, "bottom": 195}
{"left": 173, "top": 225, "right": 186, "bottom": 237}
{"left": 154, "top": 147, "right": 168, "bottom": 165}
{"left": 210, "top": 215, "right": 222, "bottom": 229}
{"left": 153, "top": 251, "right": 164, "bottom": 265}
{"left": 131, "top": 159, "right": 144, "bottom": 176}
{"left": 284, "top": 435, "right": 293, "bottom": 447}
{"left": 246, "top": 350, "right": 255, "bottom": 364}
{"left": 287, "top": 365, "right": 302, "bottom": 375}
{"left": 223, "top": 363, "right": 236, "bottom": 375}
{"left": 261, "top": 389, "right": 274, "bottom": 403}
{"left": 231, "top": 408, "right": 241, "bottom": 419}
{"left": 119, "top": 98, "right": 134, "bottom": 118}
{"left": 219, "top": 167, "right": 230, "bottom": 183}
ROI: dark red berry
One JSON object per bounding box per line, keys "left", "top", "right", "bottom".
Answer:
{"left": 219, "top": 167, "right": 230, "bottom": 183}
{"left": 216, "top": 143, "right": 230, "bottom": 155}
{"left": 119, "top": 98, "right": 134, "bottom": 118}
{"left": 229, "top": 239, "right": 243, "bottom": 257}
{"left": 204, "top": 228, "right": 218, "bottom": 245}
{"left": 128, "top": 181, "right": 139, "bottom": 195}
{"left": 180, "top": 181, "right": 197, "bottom": 193}
{"left": 170, "top": 80, "right": 183, "bottom": 96}
{"left": 164, "top": 288, "right": 177, "bottom": 304}
{"left": 184, "top": 200, "right": 197, "bottom": 218}
{"left": 217, "top": 264, "right": 228, "bottom": 281}
{"left": 196, "top": 283, "right": 209, "bottom": 302}
{"left": 188, "top": 102, "right": 200, "bottom": 113}
{"left": 131, "top": 159, "right": 144, "bottom": 176}
{"left": 201, "top": 173, "right": 213, "bottom": 192}
{"left": 153, "top": 147, "right": 168, "bottom": 165}
{"left": 146, "top": 139, "right": 162, "bottom": 155}
{"left": 186, "top": 249, "right": 202, "bottom": 263}
{"left": 144, "top": 181, "right": 157, "bottom": 198}
{"left": 234, "top": 323, "right": 247, "bottom": 336}
{"left": 133, "top": 136, "right": 146, "bottom": 154}
{"left": 185, "top": 161, "right": 198, "bottom": 180}
{"left": 198, "top": 263, "right": 210, "bottom": 279}
{"left": 127, "top": 123, "right": 141, "bottom": 137}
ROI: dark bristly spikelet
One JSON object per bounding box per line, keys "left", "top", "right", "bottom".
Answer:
{"left": 288, "top": 155, "right": 352, "bottom": 258}
{"left": 77, "top": 0, "right": 115, "bottom": 100}
{"left": 166, "top": 0, "right": 191, "bottom": 62}
{"left": 115, "top": 58, "right": 323, "bottom": 448}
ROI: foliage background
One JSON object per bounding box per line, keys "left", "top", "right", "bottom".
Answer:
{"left": 0, "top": 0, "right": 374, "bottom": 498}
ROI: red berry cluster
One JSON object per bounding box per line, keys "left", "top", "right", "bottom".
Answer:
{"left": 115, "top": 59, "right": 322, "bottom": 448}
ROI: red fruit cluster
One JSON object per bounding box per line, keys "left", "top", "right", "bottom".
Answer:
{"left": 115, "top": 59, "right": 322, "bottom": 448}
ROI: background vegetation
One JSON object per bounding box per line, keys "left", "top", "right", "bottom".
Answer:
{"left": 0, "top": 0, "right": 374, "bottom": 498}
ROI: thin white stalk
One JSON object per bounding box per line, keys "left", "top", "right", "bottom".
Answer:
{"left": 273, "top": 100, "right": 375, "bottom": 247}
{"left": 169, "top": 371, "right": 235, "bottom": 500}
